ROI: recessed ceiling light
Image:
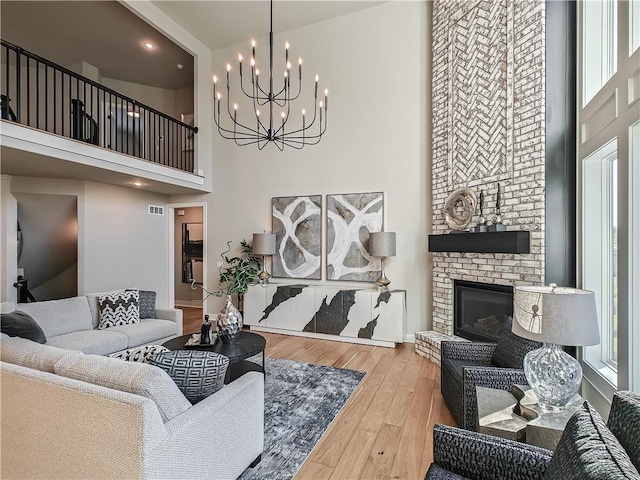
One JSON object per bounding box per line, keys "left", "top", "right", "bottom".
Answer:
{"left": 133, "top": 181, "right": 143, "bottom": 187}
{"left": 127, "top": 110, "right": 140, "bottom": 118}
{"left": 143, "top": 42, "right": 155, "bottom": 50}
{"left": 177, "top": 64, "right": 184, "bottom": 70}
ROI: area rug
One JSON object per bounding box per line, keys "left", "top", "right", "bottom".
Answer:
{"left": 238, "top": 357, "right": 366, "bottom": 480}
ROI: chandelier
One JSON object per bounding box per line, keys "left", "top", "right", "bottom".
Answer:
{"left": 213, "top": 0, "right": 328, "bottom": 150}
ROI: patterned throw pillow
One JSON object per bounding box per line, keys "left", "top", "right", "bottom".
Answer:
{"left": 147, "top": 350, "right": 229, "bottom": 404}
{"left": 108, "top": 344, "right": 169, "bottom": 363}
{"left": 97, "top": 290, "right": 140, "bottom": 329}
{"left": 138, "top": 290, "right": 157, "bottom": 319}
{"left": 126, "top": 289, "right": 156, "bottom": 319}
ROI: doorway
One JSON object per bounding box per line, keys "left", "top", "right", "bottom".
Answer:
{"left": 169, "top": 202, "right": 207, "bottom": 334}
{"left": 14, "top": 193, "right": 78, "bottom": 301}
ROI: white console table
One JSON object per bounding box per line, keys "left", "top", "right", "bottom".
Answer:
{"left": 244, "top": 284, "right": 406, "bottom": 348}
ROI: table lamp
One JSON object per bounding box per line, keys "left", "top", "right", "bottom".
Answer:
{"left": 368, "top": 231, "right": 396, "bottom": 289}
{"left": 512, "top": 284, "right": 600, "bottom": 410}
{"left": 252, "top": 232, "right": 276, "bottom": 283}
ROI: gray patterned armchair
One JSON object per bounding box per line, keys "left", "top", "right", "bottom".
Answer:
{"left": 441, "top": 317, "right": 541, "bottom": 430}
{"left": 425, "top": 391, "right": 640, "bottom": 480}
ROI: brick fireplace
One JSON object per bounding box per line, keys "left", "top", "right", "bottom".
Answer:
{"left": 416, "top": 0, "right": 548, "bottom": 365}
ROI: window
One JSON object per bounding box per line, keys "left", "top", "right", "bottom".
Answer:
{"left": 582, "top": 0, "right": 616, "bottom": 106}
{"left": 582, "top": 142, "right": 617, "bottom": 372}
{"left": 631, "top": 0, "right": 639, "bottom": 55}
{"left": 579, "top": 0, "right": 640, "bottom": 394}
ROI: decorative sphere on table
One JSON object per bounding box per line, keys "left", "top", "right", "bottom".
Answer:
{"left": 216, "top": 295, "right": 243, "bottom": 343}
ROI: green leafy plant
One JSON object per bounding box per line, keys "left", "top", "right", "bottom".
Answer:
{"left": 215, "top": 240, "right": 263, "bottom": 296}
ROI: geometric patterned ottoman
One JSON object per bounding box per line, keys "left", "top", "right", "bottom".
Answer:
{"left": 148, "top": 350, "right": 229, "bottom": 404}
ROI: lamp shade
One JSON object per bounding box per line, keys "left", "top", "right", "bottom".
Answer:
{"left": 369, "top": 232, "right": 396, "bottom": 257}
{"left": 252, "top": 233, "right": 276, "bottom": 256}
{"left": 512, "top": 285, "right": 600, "bottom": 346}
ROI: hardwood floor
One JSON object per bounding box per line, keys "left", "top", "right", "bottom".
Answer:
{"left": 178, "top": 306, "right": 456, "bottom": 479}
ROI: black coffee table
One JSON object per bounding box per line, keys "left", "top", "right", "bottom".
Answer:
{"left": 163, "top": 331, "right": 266, "bottom": 384}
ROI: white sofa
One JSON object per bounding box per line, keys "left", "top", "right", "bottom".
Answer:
{"left": 1, "top": 291, "right": 182, "bottom": 355}
{"left": 0, "top": 334, "right": 265, "bottom": 479}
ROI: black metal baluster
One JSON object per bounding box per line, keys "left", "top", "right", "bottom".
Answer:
{"left": 53, "top": 68, "right": 57, "bottom": 134}
{"left": 68, "top": 72, "right": 71, "bottom": 137}
{"left": 90, "top": 83, "right": 93, "bottom": 143}
{"left": 4, "top": 46, "right": 9, "bottom": 108}
{"left": 25, "top": 56, "right": 30, "bottom": 126}
{"left": 60, "top": 72, "right": 65, "bottom": 137}
{"left": 102, "top": 88, "right": 106, "bottom": 148}
{"left": 45, "top": 65, "right": 49, "bottom": 131}
{"left": 15, "top": 48, "right": 21, "bottom": 123}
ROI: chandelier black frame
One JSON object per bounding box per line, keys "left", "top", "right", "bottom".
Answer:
{"left": 213, "top": 0, "right": 328, "bottom": 150}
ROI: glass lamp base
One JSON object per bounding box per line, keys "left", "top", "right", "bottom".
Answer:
{"left": 523, "top": 343, "right": 582, "bottom": 410}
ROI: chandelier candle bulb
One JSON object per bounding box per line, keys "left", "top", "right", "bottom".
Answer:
{"left": 285, "top": 42, "right": 289, "bottom": 64}
{"left": 252, "top": 39, "right": 256, "bottom": 59}
{"left": 238, "top": 54, "right": 243, "bottom": 76}
{"left": 299, "top": 58, "right": 303, "bottom": 79}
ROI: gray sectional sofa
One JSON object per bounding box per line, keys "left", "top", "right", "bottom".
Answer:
{"left": 0, "top": 292, "right": 265, "bottom": 479}
{"left": 1, "top": 290, "right": 182, "bottom": 354}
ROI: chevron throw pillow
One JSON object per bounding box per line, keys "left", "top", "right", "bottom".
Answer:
{"left": 97, "top": 290, "right": 140, "bottom": 329}
{"left": 148, "top": 350, "right": 229, "bottom": 404}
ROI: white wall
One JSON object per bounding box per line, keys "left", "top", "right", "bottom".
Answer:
{"left": 0, "top": 176, "right": 18, "bottom": 302}
{"left": 171, "top": 2, "right": 431, "bottom": 338}
{"left": 8, "top": 177, "right": 172, "bottom": 307}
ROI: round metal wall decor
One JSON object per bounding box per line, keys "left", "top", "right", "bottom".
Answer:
{"left": 443, "top": 188, "right": 477, "bottom": 230}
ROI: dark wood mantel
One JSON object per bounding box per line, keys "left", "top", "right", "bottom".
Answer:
{"left": 428, "top": 231, "right": 531, "bottom": 254}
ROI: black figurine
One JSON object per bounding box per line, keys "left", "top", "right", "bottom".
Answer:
{"left": 200, "top": 314, "right": 211, "bottom": 345}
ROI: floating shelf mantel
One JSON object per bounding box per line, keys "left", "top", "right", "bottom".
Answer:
{"left": 428, "top": 231, "right": 531, "bottom": 254}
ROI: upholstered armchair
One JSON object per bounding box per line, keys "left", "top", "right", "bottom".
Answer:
{"left": 425, "top": 391, "right": 640, "bottom": 480}
{"left": 440, "top": 318, "right": 541, "bottom": 430}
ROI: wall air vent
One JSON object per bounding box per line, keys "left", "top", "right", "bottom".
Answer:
{"left": 148, "top": 205, "right": 165, "bottom": 216}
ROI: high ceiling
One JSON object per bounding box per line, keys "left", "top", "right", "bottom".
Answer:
{"left": 0, "top": 1, "right": 194, "bottom": 90}
{"left": 0, "top": 1, "right": 384, "bottom": 91}
{"left": 151, "top": 1, "right": 385, "bottom": 51}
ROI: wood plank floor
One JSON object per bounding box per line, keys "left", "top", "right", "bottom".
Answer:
{"left": 178, "top": 306, "right": 456, "bottom": 479}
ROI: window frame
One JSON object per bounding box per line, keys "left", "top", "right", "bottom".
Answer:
{"left": 577, "top": 0, "right": 640, "bottom": 396}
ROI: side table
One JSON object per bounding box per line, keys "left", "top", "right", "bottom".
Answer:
{"left": 476, "top": 385, "right": 583, "bottom": 451}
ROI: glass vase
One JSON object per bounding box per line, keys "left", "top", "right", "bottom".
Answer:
{"left": 216, "top": 295, "right": 243, "bottom": 343}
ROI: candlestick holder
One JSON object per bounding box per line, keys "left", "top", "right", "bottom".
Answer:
{"left": 474, "top": 189, "right": 488, "bottom": 233}
{"left": 488, "top": 183, "right": 507, "bottom": 232}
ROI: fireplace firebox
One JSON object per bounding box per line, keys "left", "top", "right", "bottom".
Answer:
{"left": 454, "top": 280, "right": 513, "bottom": 343}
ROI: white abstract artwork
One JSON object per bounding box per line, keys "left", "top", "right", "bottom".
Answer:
{"left": 272, "top": 195, "right": 322, "bottom": 279}
{"left": 326, "top": 192, "right": 383, "bottom": 281}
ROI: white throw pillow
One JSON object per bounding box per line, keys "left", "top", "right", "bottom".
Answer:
{"left": 98, "top": 290, "right": 140, "bottom": 329}
{"left": 108, "top": 344, "right": 169, "bottom": 363}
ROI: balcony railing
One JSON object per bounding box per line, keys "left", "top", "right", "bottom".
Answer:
{"left": 1, "top": 40, "right": 198, "bottom": 173}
